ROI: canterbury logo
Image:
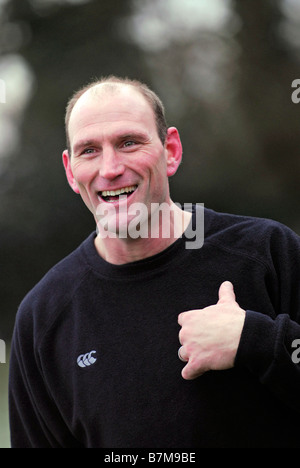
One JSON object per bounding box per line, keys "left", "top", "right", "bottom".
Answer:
{"left": 77, "top": 351, "right": 97, "bottom": 368}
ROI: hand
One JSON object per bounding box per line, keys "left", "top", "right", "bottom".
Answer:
{"left": 178, "top": 281, "right": 246, "bottom": 380}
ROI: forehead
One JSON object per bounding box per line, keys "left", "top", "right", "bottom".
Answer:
{"left": 68, "top": 84, "right": 156, "bottom": 143}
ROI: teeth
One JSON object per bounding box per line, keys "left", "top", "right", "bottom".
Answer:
{"left": 101, "top": 185, "right": 137, "bottom": 197}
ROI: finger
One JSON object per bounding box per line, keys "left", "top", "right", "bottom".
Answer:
{"left": 178, "top": 346, "right": 188, "bottom": 362}
{"left": 178, "top": 311, "right": 188, "bottom": 326}
{"left": 181, "top": 361, "right": 205, "bottom": 380}
{"left": 178, "top": 312, "right": 183, "bottom": 326}
{"left": 218, "top": 281, "right": 236, "bottom": 304}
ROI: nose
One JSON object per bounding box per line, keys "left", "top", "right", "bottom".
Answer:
{"left": 99, "top": 146, "right": 125, "bottom": 180}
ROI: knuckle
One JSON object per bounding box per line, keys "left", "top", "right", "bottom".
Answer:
{"left": 178, "top": 328, "right": 187, "bottom": 343}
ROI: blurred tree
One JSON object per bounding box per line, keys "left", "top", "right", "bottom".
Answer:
{"left": 119, "top": 0, "right": 300, "bottom": 226}
{"left": 0, "top": 0, "right": 149, "bottom": 338}
{"left": 233, "top": 0, "right": 300, "bottom": 224}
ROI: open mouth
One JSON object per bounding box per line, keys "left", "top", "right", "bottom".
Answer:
{"left": 98, "top": 185, "right": 138, "bottom": 203}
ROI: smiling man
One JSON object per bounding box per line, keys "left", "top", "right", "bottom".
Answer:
{"left": 63, "top": 80, "right": 191, "bottom": 263}
{"left": 9, "top": 76, "right": 300, "bottom": 448}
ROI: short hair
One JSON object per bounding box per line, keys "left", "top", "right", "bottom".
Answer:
{"left": 65, "top": 75, "right": 168, "bottom": 153}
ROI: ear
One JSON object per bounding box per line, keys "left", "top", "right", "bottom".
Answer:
{"left": 165, "top": 127, "right": 183, "bottom": 177}
{"left": 62, "top": 150, "right": 80, "bottom": 194}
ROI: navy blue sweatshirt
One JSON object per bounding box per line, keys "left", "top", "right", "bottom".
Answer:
{"left": 9, "top": 207, "right": 300, "bottom": 447}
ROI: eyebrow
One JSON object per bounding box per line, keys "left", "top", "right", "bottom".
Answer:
{"left": 73, "top": 132, "right": 151, "bottom": 155}
{"left": 73, "top": 140, "right": 98, "bottom": 155}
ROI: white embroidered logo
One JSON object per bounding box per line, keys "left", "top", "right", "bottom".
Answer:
{"left": 77, "top": 351, "right": 97, "bottom": 368}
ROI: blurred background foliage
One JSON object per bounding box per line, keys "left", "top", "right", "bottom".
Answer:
{"left": 0, "top": 0, "right": 300, "bottom": 342}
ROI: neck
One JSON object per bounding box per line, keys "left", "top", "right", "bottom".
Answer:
{"left": 94, "top": 202, "right": 192, "bottom": 265}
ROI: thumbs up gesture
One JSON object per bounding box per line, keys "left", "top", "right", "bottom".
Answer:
{"left": 178, "top": 282, "right": 246, "bottom": 380}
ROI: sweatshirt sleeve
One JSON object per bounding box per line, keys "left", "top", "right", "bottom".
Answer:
{"left": 234, "top": 221, "right": 300, "bottom": 413}
{"left": 235, "top": 311, "right": 300, "bottom": 412}
{"left": 9, "top": 304, "right": 81, "bottom": 448}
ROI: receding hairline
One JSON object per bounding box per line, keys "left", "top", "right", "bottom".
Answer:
{"left": 65, "top": 76, "right": 168, "bottom": 152}
{"left": 71, "top": 81, "right": 149, "bottom": 116}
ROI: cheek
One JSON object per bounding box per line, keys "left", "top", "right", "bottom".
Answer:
{"left": 71, "top": 164, "right": 99, "bottom": 211}
{"left": 136, "top": 148, "right": 168, "bottom": 176}
{"left": 73, "top": 168, "right": 98, "bottom": 213}
{"left": 72, "top": 162, "right": 96, "bottom": 186}
{"left": 141, "top": 159, "right": 169, "bottom": 200}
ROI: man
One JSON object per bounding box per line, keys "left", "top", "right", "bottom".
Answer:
{"left": 9, "top": 76, "right": 300, "bottom": 448}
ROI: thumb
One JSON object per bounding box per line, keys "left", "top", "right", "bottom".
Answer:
{"left": 218, "top": 281, "right": 236, "bottom": 304}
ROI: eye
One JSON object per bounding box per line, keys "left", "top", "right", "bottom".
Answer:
{"left": 123, "top": 140, "right": 136, "bottom": 148}
{"left": 79, "top": 148, "right": 98, "bottom": 158}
